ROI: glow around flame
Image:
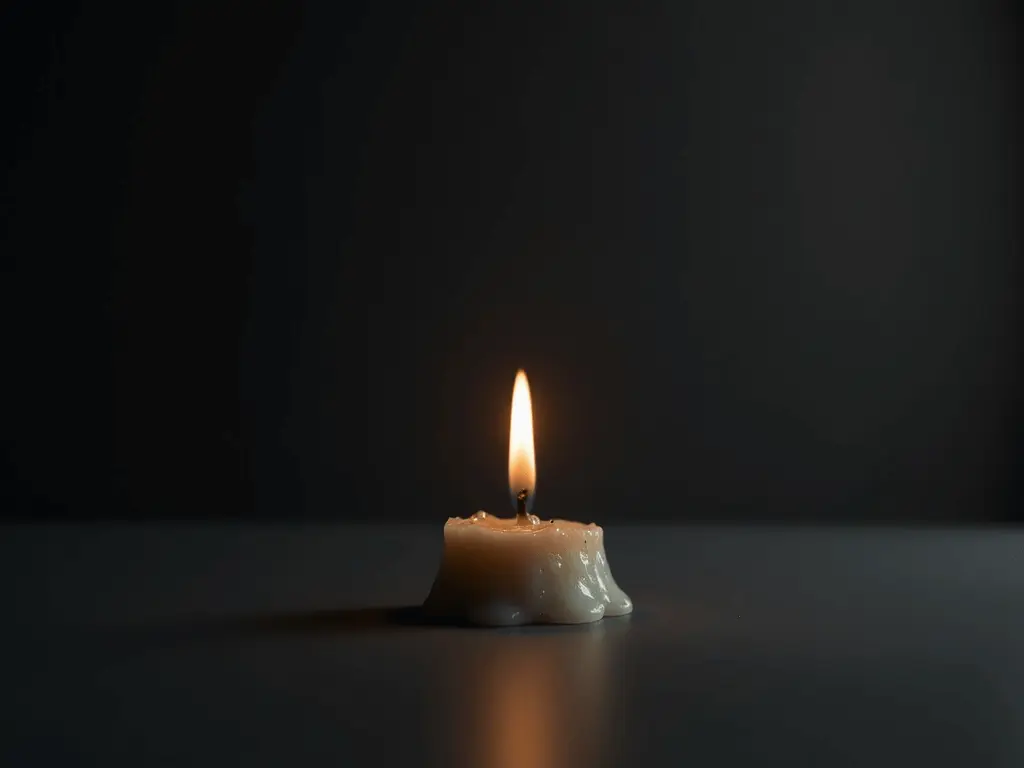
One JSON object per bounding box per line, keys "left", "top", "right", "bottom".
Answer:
{"left": 508, "top": 369, "right": 536, "bottom": 500}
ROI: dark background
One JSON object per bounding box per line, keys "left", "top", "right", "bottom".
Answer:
{"left": 1, "top": 0, "right": 1020, "bottom": 524}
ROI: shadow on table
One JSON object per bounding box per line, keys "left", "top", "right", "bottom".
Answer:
{"left": 103, "top": 606, "right": 435, "bottom": 652}
{"left": 102, "top": 604, "right": 631, "bottom": 656}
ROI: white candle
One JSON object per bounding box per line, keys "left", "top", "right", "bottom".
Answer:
{"left": 423, "top": 370, "right": 633, "bottom": 625}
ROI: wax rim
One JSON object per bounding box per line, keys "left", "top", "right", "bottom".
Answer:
{"left": 445, "top": 514, "right": 603, "bottom": 533}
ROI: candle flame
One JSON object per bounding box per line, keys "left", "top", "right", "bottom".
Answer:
{"left": 508, "top": 369, "right": 536, "bottom": 499}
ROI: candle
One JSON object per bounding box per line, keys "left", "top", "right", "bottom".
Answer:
{"left": 422, "top": 369, "right": 633, "bottom": 625}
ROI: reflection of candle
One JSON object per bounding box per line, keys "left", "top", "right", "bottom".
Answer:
{"left": 422, "top": 369, "right": 633, "bottom": 626}
{"left": 484, "top": 642, "right": 556, "bottom": 768}
{"left": 438, "top": 622, "right": 629, "bottom": 768}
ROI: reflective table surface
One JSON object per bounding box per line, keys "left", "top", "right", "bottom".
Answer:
{"left": 3, "top": 524, "right": 1023, "bottom": 766}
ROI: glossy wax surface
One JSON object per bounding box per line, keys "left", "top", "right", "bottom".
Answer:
{"left": 423, "top": 511, "right": 633, "bottom": 625}
{"left": 3, "top": 524, "right": 1024, "bottom": 767}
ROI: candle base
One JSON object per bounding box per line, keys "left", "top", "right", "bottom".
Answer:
{"left": 422, "top": 512, "right": 633, "bottom": 626}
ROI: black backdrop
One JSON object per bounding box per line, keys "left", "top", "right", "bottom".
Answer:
{"left": 2, "top": 0, "right": 1020, "bottom": 523}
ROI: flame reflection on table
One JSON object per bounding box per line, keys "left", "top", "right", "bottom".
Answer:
{"left": 438, "top": 618, "right": 631, "bottom": 768}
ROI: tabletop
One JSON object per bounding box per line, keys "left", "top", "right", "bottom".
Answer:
{"left": 2, "top": 523, "right": 1023, "bottom": 767}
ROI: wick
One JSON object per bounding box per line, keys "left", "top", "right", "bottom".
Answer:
{"left": 515, "top": 488, "right": 531, "bottom": 526}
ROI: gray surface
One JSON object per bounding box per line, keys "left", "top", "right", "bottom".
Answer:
{"left": 2, "top": 524, "right": 1023, "bottom": 766}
